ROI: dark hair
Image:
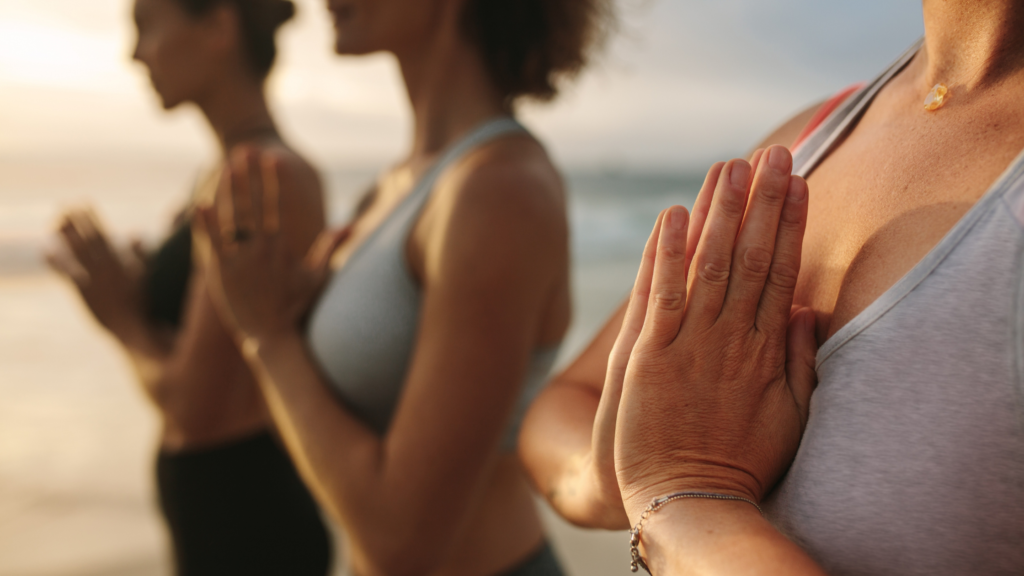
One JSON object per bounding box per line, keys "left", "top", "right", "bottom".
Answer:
{"left": 460, "top": 0, "right": 614, "bottom": 104}
{"left": 176, "top": 0, "right": 295, "bottom": 78}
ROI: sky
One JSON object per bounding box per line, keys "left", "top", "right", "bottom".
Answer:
{"left": 0, "top": 0, "right": 925, "bottom": 171}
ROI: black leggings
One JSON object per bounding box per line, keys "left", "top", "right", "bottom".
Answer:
{"left": 157, "top": 430, "right": 333, "bottom": 576}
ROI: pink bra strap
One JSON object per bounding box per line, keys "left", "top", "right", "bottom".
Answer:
{"left": 792, "top": 82, "right": 866, "bottom": 152}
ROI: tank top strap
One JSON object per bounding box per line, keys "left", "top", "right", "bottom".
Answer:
{"left": 791, "top": 82, "right": 866, "bottom": 153}
{"left": 401, "top": 117, "right": 528, "bottom": 214}
{"left": 793, "top": 38, "right": 924, "bottom": 179}
{"left": 997, "top": 148, "right": 1024, "bottom": 226}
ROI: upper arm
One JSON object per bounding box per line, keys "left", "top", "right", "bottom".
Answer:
{"left": 378, "top": 146, "right": 566, "bottom": 531}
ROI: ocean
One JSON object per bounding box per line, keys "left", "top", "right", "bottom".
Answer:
{"left": 0, "top": 158, "right": 701, "bottom": 576}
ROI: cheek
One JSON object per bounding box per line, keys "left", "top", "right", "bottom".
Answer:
{"left": 152, "top": 29, "right": 209, "bottom": 99}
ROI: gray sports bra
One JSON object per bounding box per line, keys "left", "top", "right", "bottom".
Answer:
{"left": 763, "top": 40, "right": 1024, "bottom": 574}
{"left": 306, "top": 118, "right": 559, "bottom": 449}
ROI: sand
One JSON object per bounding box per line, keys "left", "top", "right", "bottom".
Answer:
{"left": 0, "top": 272, "right": 635, "bottom": 576}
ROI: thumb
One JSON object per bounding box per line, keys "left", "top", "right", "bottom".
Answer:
{"left": 306, "top": 226, "right": 351, "bottom": 277}
{"left": 785, "top": 306, "right": 818, "bottom": 429}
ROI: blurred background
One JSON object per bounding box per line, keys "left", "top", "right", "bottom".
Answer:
{"left": 0, "top": 1, "right": 922, "bottom": 574}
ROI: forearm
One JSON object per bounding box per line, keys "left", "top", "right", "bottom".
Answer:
{"left": 244, "top": 331, "right": 381, "bottom": 505}
{"left": 111, "top": 319, "right": 177, "bottom": 399}
{"left": 244, "top": 331, "right": 444, "bottom": 569}
{"left": 638, "top": 500, "right": 826, "bottom": 576}
{"left": 115, "top": 324, "right": 269, "bottom": 449}
{"left": 520, "top": 383, "right": 629, "bottom": 529}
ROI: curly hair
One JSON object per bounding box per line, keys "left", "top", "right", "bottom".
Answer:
{"left": 175, "top": 0, "right": 295, "bottom": 78}
{"left": 460, "top": 0, "right": 615, "bottom": 104}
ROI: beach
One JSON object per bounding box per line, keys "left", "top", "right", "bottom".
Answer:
{"left": 0, "top": 158, "right": 699, "bottom": 575}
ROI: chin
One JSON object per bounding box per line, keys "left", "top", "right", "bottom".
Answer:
{"left": 332, "top": 32, "right": 368, "bottom": 55}
{"left": 157, "top": 93, "right": 185, "bottom": 110}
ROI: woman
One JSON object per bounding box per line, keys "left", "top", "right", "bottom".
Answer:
{"left": 520, "top": 1, "right": 1024, "bottom": 574}
{"left": 48, "top": 0, "right": 332, "bottom": 574}
{"left": 193, "top": 0, "right": 614, "bottom": 574}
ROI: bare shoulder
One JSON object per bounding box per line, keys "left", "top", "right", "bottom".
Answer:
{"left": 418, "top": 133, "right": 568, "bottom": 286}
{"left": 436, "top": 134, "right": 567, "bottom": 237}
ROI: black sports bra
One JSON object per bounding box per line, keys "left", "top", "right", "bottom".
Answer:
{"left": 144, "top": 217, "right": 192, "bottom": 329}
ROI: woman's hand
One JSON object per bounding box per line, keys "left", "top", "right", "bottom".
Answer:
{"left": 195, "top": 148, "right": 348, "bottom": 348}
{"left": 587, "top": 154, "right": 753, "bottom": 527}
{"left": 48, "top": 209, "right": 149, "bottom": 342}
{"left": 614, "top": 146, "right": 818, "bottom": 522}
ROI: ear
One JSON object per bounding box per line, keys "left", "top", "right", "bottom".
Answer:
{"left": 202, "top": 4, "right": 243, "bottom": 62}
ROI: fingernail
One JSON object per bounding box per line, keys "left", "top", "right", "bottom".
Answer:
{"left": 769, "top": 146, "right": 791, "bottom": 172}
{"left": 669, "top": 207, "right": 687, "bottom": 230}
{"left": 730, "top": 161, "right": 750, "bottom": 187}
{"left": 787, "top": 177, "right": 807, "bottom": 201}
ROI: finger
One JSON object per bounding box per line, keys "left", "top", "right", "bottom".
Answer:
{"left": 641, "top": 205, "right": 690, "bottom": 348}
{"left": 756, "top": 175, "right": 809, "bottom": 331}
{"left": 260, "top": 151, "right": 282, "bottom": 235}
{"left": 686, "top": 159, "right": 752, "bottom": 324}
{"left": 83, "top": 208, "right": 109, "bottom": 239}
{"left": 80, "top": 209, "right": 117, "bottom": 265}
{"left": 609, "top": 209, "right": 668, "bottom": 369}
{"left": 229, "top": 149, "right": 257, "bottom": 235}
{"left": 216, "top": 167, "right": 237, "bottom": 243}
{"left": 243, "top": 147, "right": 265, "bottom": 238}
{"left": 593, "top": 211, "right": 669, "bottom": 481}
{"left": 70, "top": 210, "right": 97, "bottom": 241}
{"left": 722, "top": 145, "right": 794, "bottom": 322}
{"left": 747, "top": 148, "right": 765, "bottom": 187}
{"left": 60, "top": 216, "right": 95, "bottom": 267}
{"left": 785, "top": 306, "right": 818, "bottom": 429}
{"left": 75, "top": 220, "right": 110, "bottom": 267}
{"left": 685, "top": 162, "right": 724, "bottom": 274}
{"left": 45, "top": 249, "right": 88, "bottom": 286}
{"left": 748, "top": 147, "right": 765, "bottom": 166}
{"left": 306, "top": 226, "right": 351, "bottom": 276}
{"left": 195, "top": 205, "right": 227, "bottom": 259}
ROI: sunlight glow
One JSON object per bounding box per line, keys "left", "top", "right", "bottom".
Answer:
{"left": 0, "top": 20, "right": 134, "bottom": 94}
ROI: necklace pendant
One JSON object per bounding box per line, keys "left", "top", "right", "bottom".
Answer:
{"left": 924, "top": 83, "right": 949, "bottom": 111}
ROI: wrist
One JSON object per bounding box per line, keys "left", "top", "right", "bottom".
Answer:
{"left": 112, "top": 316, "right": 160, "bottom": 353}
{"left": 634, "top": 498, "right": 765, "bottom": 574}
{"left": 240, "top": 329, "right": 304, "bottom": 366}
{"left": 621, "top": 474, "right": 760, "bottom": 526}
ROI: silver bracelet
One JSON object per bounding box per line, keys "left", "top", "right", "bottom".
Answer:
{"left": 629, "top": 491, "right": 764, "bottom": 573}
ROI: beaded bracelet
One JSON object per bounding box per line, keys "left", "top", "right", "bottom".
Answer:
{"left": 629, "top": 491, "right": 764, "bottom": 573}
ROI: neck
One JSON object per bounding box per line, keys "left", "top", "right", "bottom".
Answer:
{"left": 394, "top": 4, "right": 506, "bottom": 162}
{"left": 920, "top": 0, "right": 1024, "bottom": 89}
{"left": 194, "top": 73, "right": 278, "bottom": 154}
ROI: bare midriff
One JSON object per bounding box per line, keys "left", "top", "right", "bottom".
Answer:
{"left": 345, "top": 456, "right": 546, "bottom": 576}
